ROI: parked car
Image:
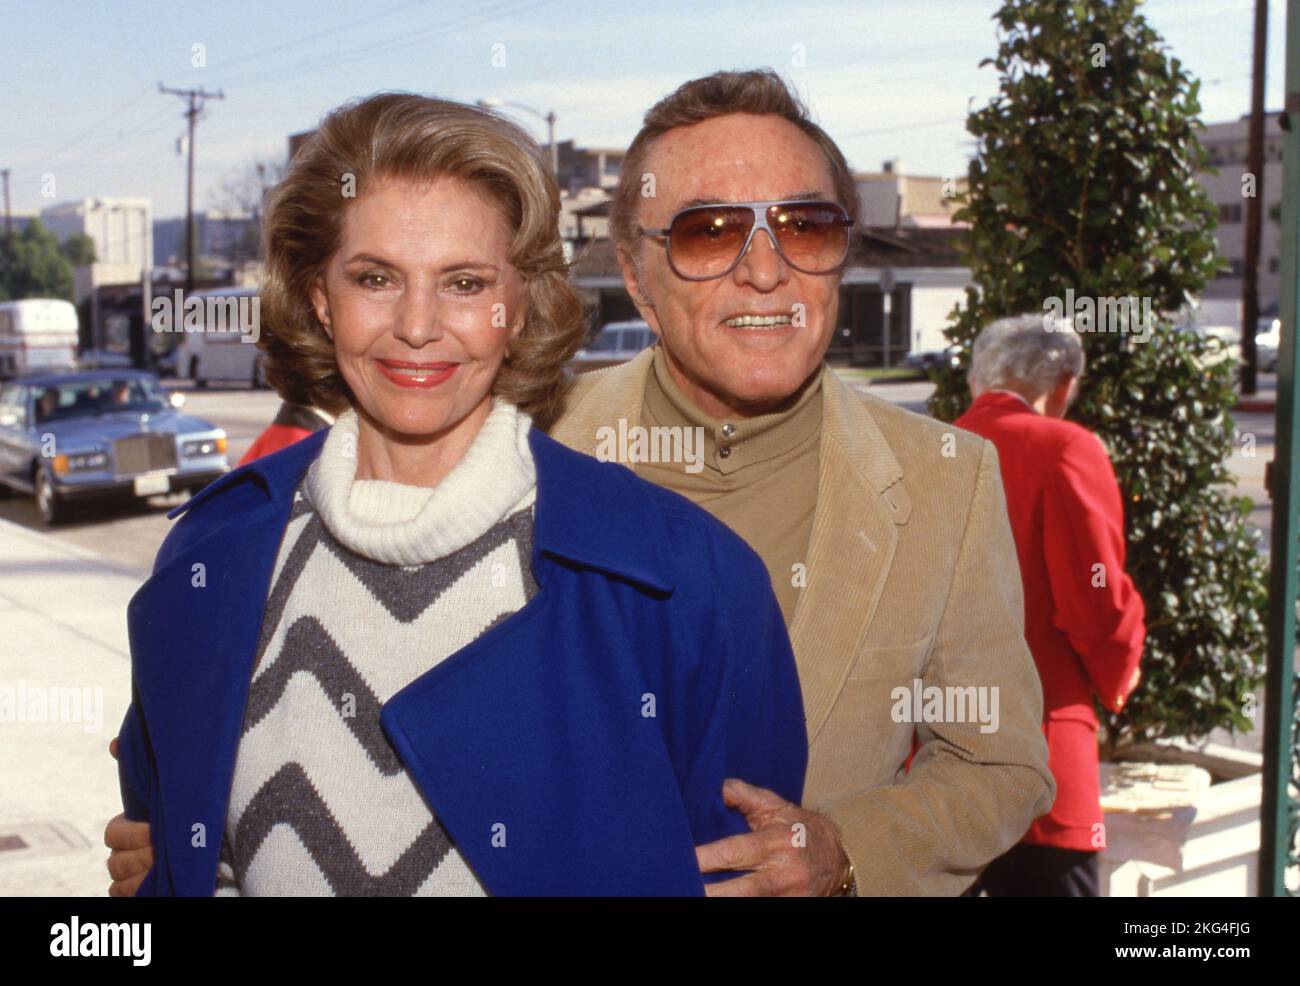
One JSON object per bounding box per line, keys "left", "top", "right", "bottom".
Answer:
{"left": 0, "top": 370, "right": 229, "bottom": 525}
{"left": 901, "top": 349, "right": 959, "bottom": 375}
{"left": 571, "top": 320, "right": 656, "bottom": 371}
{"left": 1255, "top": 318, "right": 1280, "bottom": 372}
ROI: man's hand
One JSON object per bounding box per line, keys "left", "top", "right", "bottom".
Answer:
{"left": 105, "top": 737, "right": 154, "bottom": 897}
{"left": 696, "top": 778, "right": 852, "bottom": 896}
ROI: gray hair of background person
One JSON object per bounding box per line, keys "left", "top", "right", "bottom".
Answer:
{"left": 969, "top": 314, "right": 1086, "bottom": 399}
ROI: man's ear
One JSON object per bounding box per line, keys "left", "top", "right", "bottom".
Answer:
{"left": 1047, "top": 373, "right": 1076, "bottom": 418}
{"left": 615, "top": 244, "right": 661, "bottom": 337}
{"left": 310, "top": 276, "right": 332, "bottom": 340}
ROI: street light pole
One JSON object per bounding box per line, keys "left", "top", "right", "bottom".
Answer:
{"left": 477, "top": 98, "right": 558, "bottom": 179}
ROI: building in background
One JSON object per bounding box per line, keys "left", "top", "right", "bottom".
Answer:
{"left": 855, "top": 159, "right": 969, "bottom": 229}
{"left": 555, "top": 140, "right": 624, "bottom": 194}
{"left": 153, "top": 210, "right": 259, "bottom": 268}
{"left": 1195, "top": 113, "right": 1285, "bottom": 327}
{"left": 41, "top": 197, "right": 153, "bottom": 303}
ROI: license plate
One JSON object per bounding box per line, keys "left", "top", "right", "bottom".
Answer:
{"left": 133, "top": 473, "right": 170, "bottom": 496}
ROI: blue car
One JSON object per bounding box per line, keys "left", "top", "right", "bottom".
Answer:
{"left": 0, "top": 370, "right": 229, "bottom": 525}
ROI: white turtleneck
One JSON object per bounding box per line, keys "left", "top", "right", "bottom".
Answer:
{"left": 306, "top": 396, "right": 538, "bottom": 565}
{"left": 217, "top": 396, "right": 540, "bottom": 897}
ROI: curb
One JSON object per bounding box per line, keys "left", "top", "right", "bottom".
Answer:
{"left": 1235, "top": 398, "right": 1275, "bottom": 413}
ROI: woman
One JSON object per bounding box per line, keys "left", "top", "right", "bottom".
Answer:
{"left": 113, "top": 93, "right": 806, "bottom": 896}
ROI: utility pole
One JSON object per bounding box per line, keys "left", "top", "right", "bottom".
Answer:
{"left": 1241, "top": 0, "right": 1268, "bottom": 395}
{"left": 158, "top": 84, "right": 224, "bottom": 296}
{"left": 0, "top": 166, "right": 10, "bottom": 287}
{"left": 1, "top": 168, "right": 12, "bottom": 241}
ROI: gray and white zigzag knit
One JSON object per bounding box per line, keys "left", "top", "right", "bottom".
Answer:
{"left": 216, "top": 397, "right": 538, "bottom": 896}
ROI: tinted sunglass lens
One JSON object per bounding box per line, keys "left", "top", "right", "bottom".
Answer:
{"left": 769, "top": 203, "right": 848, "bottom": 273}
{"left": 668, "top": 207, "right": 752, "bottom": 278}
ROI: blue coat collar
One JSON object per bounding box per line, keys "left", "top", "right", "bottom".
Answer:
{"left": 169, "top": 423, "right": 676, "bottom": 593}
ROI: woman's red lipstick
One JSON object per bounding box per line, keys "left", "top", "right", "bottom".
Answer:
{"left": 374, "top": 359, "right": 459, "bottom": 388}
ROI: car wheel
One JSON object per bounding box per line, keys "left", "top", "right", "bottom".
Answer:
{"left": 34, "top": 467, "right": 70, "bottom": 525}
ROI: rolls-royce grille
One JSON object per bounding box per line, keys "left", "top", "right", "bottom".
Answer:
{"left": 113, "top": 433, "right": 177, "bottom": 476}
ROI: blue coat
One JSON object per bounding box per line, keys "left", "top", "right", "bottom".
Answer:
{"left": 116, "top": 424, "right": 807, "bottom": 896}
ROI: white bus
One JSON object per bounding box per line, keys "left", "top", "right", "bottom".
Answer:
{"left": 172, "top": 286, "right": 266, "bottom": 388}
{"left": 0, "top": 299, "right": 79, "bottom": 379}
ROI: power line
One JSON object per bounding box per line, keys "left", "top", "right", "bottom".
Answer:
{"left": 188, "top": 0, "right": 435, "bottom": 74}
{"left": 186, "top": 0, "right": 556, "bottom": 91}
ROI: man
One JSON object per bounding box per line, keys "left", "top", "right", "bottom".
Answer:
{"left": 955, "top": 315, "right": 1146, "bottom": 896}
{"left": 107, "top": 69, "right": 1053, "bottom": 896}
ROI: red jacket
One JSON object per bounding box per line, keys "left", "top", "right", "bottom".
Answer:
{"left": 237, "top": 403, "right": 331, "bottom": 467}
{"left": 953, "top": 391, "right": 1145, "bottom": 851}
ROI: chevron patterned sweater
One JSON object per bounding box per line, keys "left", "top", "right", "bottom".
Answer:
{"left": 215, "top": 397, "right": 538, "bottom": 896}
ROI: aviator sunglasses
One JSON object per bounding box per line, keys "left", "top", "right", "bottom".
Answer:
{"left": 638, "top": 199, "right": 854, "bottom": 281}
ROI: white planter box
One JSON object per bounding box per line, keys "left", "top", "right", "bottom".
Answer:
{"left": 1099, "top": 741, "right": 1262, "bottom": 897}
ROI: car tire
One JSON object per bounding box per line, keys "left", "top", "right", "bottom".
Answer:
{"left": 34, "top": 466, "right": 70, "bottom": 526}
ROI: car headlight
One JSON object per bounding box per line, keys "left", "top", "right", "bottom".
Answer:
{"left": 52, "top": 450, "right": 109, "bottom": 475}
{"left": 182, "top": 436, "right": 227, "bottom": 457}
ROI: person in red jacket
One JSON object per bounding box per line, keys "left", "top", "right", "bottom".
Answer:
{"left": 954, "top": 313, "right": 1145, "bottom": 897}
{"left": 237, "top": 402, "right": 334, "bottom": 466}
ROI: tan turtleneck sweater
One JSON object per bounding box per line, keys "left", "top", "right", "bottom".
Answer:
{"left": 634, "top": 345, "right": 821, "bottom": 625}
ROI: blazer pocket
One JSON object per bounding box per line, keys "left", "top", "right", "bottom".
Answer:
{"left": 846, "top": 635, "right": 935, "bottom": 683}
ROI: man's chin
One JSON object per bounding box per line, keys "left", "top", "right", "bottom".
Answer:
{"left": 707, "top": 370, "right": 816, "bottom": 415}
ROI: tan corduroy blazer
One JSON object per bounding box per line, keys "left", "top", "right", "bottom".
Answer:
{"left": 548, "top": 348, "right": 1056, "bottom": 895}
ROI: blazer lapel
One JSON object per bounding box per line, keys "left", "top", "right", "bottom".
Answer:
{"left": 788, "top": 369, "right": 913, "bottom": 745}
{"left": 551, "top": 354, "right": 916, "bottom": 745}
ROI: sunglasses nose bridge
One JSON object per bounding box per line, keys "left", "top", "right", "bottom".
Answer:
{"left": 743, "top": 212, "right": 791, "bottom": 271}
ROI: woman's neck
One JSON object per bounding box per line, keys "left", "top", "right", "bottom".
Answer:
{"left": 353, "top": 394, "right": 494, "bottom": 487}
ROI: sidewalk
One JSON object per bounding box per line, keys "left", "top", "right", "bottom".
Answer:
{"left": 1235, "top": 373, "right": 1276, "bottom": 414}
{"left": 0, "top": 519, "right": 144, "bottom": 896}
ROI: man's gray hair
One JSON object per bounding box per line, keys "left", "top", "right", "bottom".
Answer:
{"left": 969, "top": 314, "right": 1085, "bottom": 399}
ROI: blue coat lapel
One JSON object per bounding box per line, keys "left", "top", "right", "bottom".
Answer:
{"left": 126, "top": 432, "right": 325, "bottom": 895}
{"left": 380, "top": 430, "right": 704, "bottom": 896}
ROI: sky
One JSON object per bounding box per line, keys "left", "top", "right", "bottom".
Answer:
{"left": 2, "top": 0, "right": 1292, "bottom": 221}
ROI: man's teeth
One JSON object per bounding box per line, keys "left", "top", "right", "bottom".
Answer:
{"left": 724, "top": 315, "right": 793, "bottom": 328}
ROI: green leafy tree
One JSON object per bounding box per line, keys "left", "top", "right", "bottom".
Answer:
{"left": 0, "top": 220, "right": 76, "bottom": 301}
{"left": 930, "top": 0, "right": 1267, "bottom": 754}
{"left": 60, "top": 232, "right": 97, "bottom": 267}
